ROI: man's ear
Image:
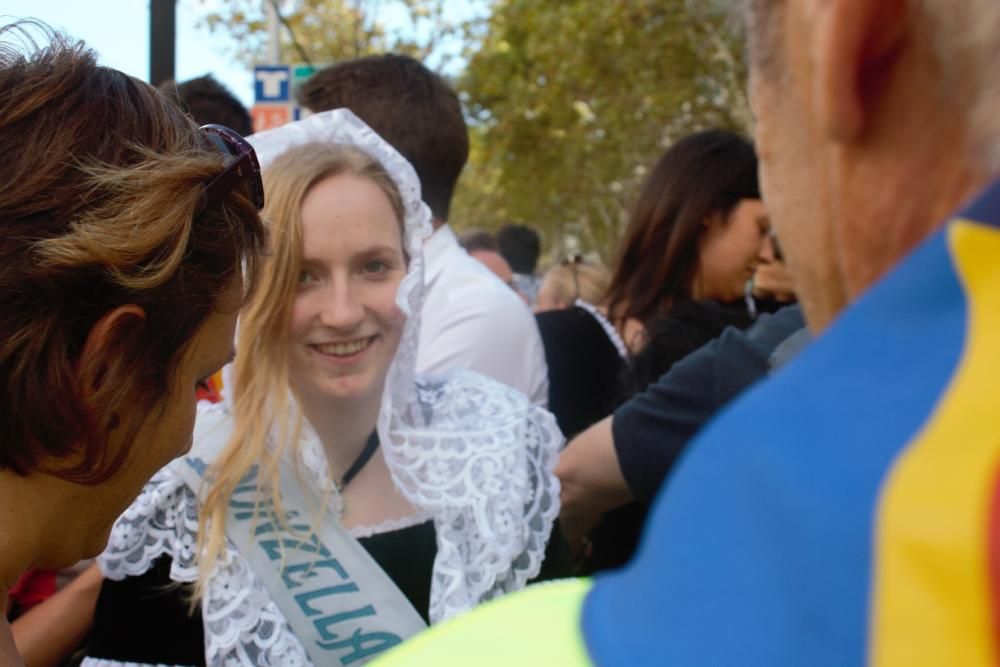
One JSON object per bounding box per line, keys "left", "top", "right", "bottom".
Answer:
{"left": 77, "top": 305, "right": 147, "bottom": 398}
{"left": 813, "top": 0, "right": 908, "bottom": 141}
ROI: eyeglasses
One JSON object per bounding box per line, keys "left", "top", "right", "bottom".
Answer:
{"left": 198, "top": 124, "right": 265, "bottom": 213}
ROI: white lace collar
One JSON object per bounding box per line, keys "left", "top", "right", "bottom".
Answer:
{"left": 275, "top": 369, "right": 562, "bottom": 623}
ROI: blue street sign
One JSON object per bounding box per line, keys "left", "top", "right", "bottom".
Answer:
{"left": 254, "top": 65, "right": 291, "bottom": 103}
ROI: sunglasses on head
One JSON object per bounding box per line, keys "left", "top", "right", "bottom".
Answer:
{"left": 198, "top": 124, "right": 265, "bottom": 213}
{"left": 561, "top": 254, "right": 584, "bottom": 300}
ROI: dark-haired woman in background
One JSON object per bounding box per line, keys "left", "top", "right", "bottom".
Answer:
{"left": 0, "top": 23, "right": 266, "bottom": 666}
{"left": 537, "top": 129, "right": 770, "bottom": 441}
{"left": 535, "top": 130, "right": 772, "bottom": 570}
{"left": 602, "top": 129, "right": 769, "bottom": 346}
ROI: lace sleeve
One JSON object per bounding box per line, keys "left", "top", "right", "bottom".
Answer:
{"left": 200, "top": 550, "right": 312, "bottom": 667}
{"left": 96, "top": 468, "right": 312, "bottom": 666}
{"left": 381, "top": 369, "right": 564, "bottom": 622}
{"left": 98, "top": 467, "right": 200, "bottom": 582}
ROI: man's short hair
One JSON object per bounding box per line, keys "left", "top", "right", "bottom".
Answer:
{"left": 497, "top": 224, "right": 541, "bottom": 274}
{"left": 161, "top": 74, "right": 253, "bottom": 137}
{"left": 296, "top": 54, "right": 469, "bottom": 222}
{"left": 919, "top": 0, "right": 1000, "bottom": 171}
{"left": 744, "top": 0, "right": 1000, "bottom": 172}
{"left": 458, "top": 228, "right": 498, "bottom": 253}
{"left": 743, "top": 0, "right": 783, "bottom": 74}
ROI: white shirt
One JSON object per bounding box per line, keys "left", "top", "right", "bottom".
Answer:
{"left": 418, "top": 225, "right": 549, "bottom": 406}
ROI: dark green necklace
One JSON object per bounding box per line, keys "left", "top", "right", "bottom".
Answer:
{"left": 336, "top": 431, "right": 380, "bottom": 492}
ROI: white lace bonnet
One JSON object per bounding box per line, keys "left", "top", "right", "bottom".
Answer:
{"left": 247, "top": 110, "right": 560, "bottom": 622}
{"left": 249, "top": 108, "right": 432, "bottom": 399}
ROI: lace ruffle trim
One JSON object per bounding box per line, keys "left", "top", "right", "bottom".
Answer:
{"left": 98, "top": 468, "right": 199, "bottom": 583}
{"left": 349, "top": 511, "right": 433, "bottom": 539}
{"left": 380, "top": 368, "right": 563, "bottom": 622}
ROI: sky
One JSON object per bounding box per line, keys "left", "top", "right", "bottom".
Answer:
{"left": 3, "top": 0, "right": 281, "bottom": 108}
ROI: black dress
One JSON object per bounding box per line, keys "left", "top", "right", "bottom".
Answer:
{"left": 535, "top": 305, "right": 627, "bottom": 441}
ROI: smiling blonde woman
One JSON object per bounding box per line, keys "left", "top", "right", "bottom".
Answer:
{"left": 83, "top": 110, "right": 568, "bottom": 667}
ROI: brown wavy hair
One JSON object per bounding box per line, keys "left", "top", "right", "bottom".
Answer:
{"left": 604, "top": 130, "right": 759, "bottom": 332}
{"left": 0, "top": 23, "right": 266, "bottom": 483}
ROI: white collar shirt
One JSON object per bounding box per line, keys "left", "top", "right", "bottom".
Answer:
{"left": 417, "top": 224, "right": 549, "bottom": 407}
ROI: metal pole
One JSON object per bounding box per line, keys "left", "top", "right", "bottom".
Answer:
{"left": 150, "top": 0, "right": 177, "bottom": 86}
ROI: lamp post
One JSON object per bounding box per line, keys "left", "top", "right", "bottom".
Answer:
{"left": 150, "top": 0, "right": 176, "bottom": 86}
{"left": 265, "top": 0, "right": 281, "bottom": 63}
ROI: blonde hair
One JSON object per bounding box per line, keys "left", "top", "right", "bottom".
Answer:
{"left": 538, "top": 258, "right": 611, "bottom": 310}
{"left": 195, "top": 143, "right": 404, "bottom": 598}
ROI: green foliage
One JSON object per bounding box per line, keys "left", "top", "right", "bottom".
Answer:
{"left": 197, "top": 0, "right": 463, "bottom": 68}
{"left": 452, "top": 0, "right": 750, "bottom": 262}
{"left": 200, "top": 0, "right": 751, "bottom": 262}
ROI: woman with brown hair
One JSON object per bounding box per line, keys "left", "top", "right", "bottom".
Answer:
{"left": 0, "top": 24, "right": 266, "bottom": 665}
{"left": 537, "top": 129, "right": 769, "bottom": 442}
{"left": 604, "top": 130, "right": 769, "bottom": 344}
{"left": 536, "top": 131, "right": 771, "bottom": 575}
